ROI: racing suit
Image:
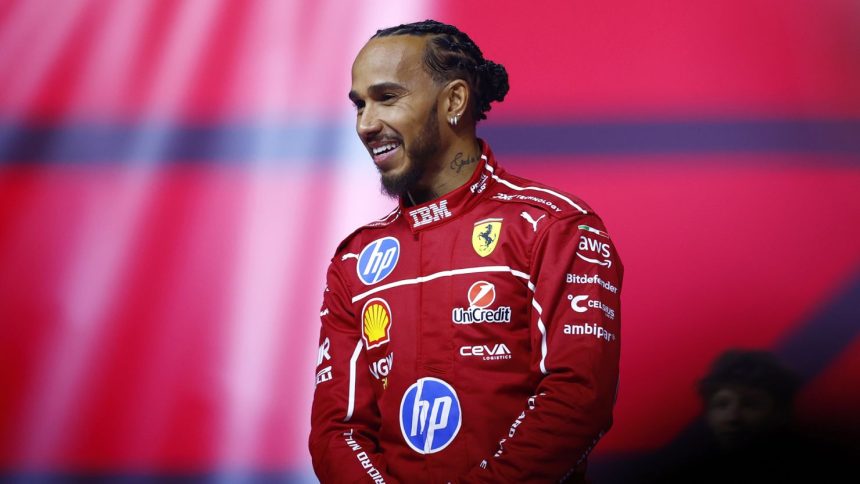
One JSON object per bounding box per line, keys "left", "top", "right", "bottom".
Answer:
{"left": 310, "top": 141, "right": 623, "bottom": 483}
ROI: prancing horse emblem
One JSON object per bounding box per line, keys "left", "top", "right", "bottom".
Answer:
{"left": 472, "top": 218, "right": 503, "bottom": 257}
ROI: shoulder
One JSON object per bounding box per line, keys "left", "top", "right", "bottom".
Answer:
{"left": 486, "top": 167, "right": 595, "bottom": 220}
{"left": 487, "top": 166, "right": 619, "bottom": 254}
{"left": 331, "top": 205, "right": 402, "bottom": 260}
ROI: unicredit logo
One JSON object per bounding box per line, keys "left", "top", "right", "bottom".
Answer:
{"left": 453, "top": 281, "right": 511, "bottom": 324}
{"left": 467, "top": 281, "right": 495, "bottom": 308}
{"left": 452, "top": 306, "right": 512, "bottom": 324}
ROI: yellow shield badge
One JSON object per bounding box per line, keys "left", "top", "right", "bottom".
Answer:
{"left": 472, "top": 218, "right": 503, "bottom": 257}
{"left": 362, "top": 298, "right": 392, "bottom": 349}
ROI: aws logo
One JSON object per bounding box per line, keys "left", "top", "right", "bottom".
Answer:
{"left": 362, "top": 298, "right": 392, "bottom": 349}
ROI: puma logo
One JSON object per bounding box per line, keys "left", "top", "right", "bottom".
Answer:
{"left": 520, "top": 212, "right": 546, "bottom": 232}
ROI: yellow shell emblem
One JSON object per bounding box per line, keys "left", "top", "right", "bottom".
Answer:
{"left": 361, "top": 298, "right": 392, "bottom": 349}
{"left": 472, "top": 218, "right": 503, "bottom": 257}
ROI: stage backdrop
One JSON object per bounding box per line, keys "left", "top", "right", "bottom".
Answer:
{"left": 1, "top": 0, "right": 858, "bottom": 481}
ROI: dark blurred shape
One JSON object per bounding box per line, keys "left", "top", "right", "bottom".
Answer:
{"left": 698, "top": 349, "right": 800, "bottom": 451}
{"left": 638, "top": 349, "right": 856, "bottom": 484}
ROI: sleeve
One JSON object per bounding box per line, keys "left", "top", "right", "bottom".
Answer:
{"left": 309, "top": 260, "right": 398, "bottom": 484}
{"left": 462, "top": 214, "right": 623, "bottom": 482}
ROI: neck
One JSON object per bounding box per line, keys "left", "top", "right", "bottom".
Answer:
{"left": 407, "top": 136, "right": 482, "bottom": 205}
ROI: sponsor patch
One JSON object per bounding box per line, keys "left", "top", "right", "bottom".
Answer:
{"left": 566, "top": 273, "right": 619, "bottom": 294}
{"left": 563, "top": 323, "right": 617, "bottom": 342}
{"left": 400, "top": 377, "right": 462, "bottom": 454}
{"left": 317, "top": 337, "right": 331, "bottom": 366}
{"left": 316, "top": 366, "right": 333, "bottom": 386}
{"left": 467, "top": 281, "right": 496, "bottom": 308}
{"left": 459, "top": 343, "right": 512, "bottom": 360}
{"left": 342, "top": 429, "right": 387, "bottom": 483}
{"left": 409, "top": 200, "right": 452, "bottom": 228}
{"left": 493, "top": 193, "right": 563, "bottom": 212}
{"left": 357, "top": 237, "right": 400, "bottom": 285}
{"left": 369, "top": 353, "right": 394, "bottom": 382}
{"left": 568, "top": 294, "right": 616, "bottom": 320}
{"left": 578, "top": 235, "right": 612, "bottom": 258}
{"left": 470, "top": 173, "right": 489, "bottom": 193}
{"left": 453, "top": 281, "right": 511, "bottom": 324}
{"left": 520, "top": 211, "right": 546, "bottom": 232}
{"left": 362, "top": 298, "right": 392, "bottom": 349}
{"left": 472, "top": 218, "right": 502, "bottom": 257}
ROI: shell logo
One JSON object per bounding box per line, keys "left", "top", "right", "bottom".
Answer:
{"left": 467, "top": 281, "right": 496, "bottom": 308}
{"left": 362, "top": 298, "right": 392, "bottom": 349}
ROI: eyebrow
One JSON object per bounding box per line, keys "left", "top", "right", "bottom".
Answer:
{"left": 348, "top": 82, "right": 407, "bottom": 102}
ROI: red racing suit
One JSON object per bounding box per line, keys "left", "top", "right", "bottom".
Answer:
{"left": 310, "top": 142, "right": 623, "bottom": 483}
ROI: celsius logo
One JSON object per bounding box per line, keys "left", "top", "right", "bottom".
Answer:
{"left": 568, "top": 294, "right": 616, "bottom": 320}
{"left": 357, "top": 237, "right": 400, "bottom": 285}
{"left": 569, "top": 295, "right": 589, "bottom": 313}
{"left": 468, "top": 281, "right": 496, "bottom": 308}
{"left": 400, "top": 377, "right": 462, "bottom": 454}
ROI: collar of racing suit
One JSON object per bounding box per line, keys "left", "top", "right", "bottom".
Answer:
{"left": 399, "top": 139, "right": 498, "bottom": 233}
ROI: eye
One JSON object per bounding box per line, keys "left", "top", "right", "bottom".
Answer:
{"left": 381, "top": 93, "right": 397, "bottom": 103}
{"left": 352, "top": 100, "right": 365, "bottom": 112}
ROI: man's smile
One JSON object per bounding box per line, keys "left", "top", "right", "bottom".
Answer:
{"left": 368, "top": 139, "right": 403, "bottom": 168}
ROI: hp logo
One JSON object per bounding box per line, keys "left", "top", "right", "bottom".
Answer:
{"left": 399, "top": 377, "right": 461, "bottom": 454}
{"left": 357, "top": 237, "right": 400, "bottom": 285}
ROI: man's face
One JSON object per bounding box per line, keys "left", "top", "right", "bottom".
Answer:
{"left": 705, "top": 385, "right": 786, "bottom": 449}
{"left": 350, "top": 35, "right": 444, "bottom": 197}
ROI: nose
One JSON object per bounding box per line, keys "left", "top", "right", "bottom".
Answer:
{"left": 357, "top": 104, "right": 382, "bottom": 140}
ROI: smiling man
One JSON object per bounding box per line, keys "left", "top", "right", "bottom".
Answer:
{"left": 309, "top": 20, "right": 623, "bottom": 483}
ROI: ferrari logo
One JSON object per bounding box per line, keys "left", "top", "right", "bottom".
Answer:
{"left": 472, "top": 218, "right": 503, "bottom": 257}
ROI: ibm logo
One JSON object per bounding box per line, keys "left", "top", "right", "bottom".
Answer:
{"left": 409, "top": 200, "right": 453, "bottom": 227}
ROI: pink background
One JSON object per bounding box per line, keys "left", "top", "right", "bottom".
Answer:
{"left": 1, "top": 0, "right": 858, "bottom": 480}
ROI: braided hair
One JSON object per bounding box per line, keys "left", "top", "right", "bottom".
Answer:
{"left": 372, "top": 20, "right": 509, "bottom": 122}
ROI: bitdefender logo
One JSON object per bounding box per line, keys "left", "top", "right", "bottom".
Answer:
{"left": 452, "top": 281, "right": 512, "bottom": 324}
{"left": 566, "top": 273, "right": 619, "bottom": 294}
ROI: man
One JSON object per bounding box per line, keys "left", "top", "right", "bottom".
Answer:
{"left": 309, "top": 20, "right": 623, "bottom": 483}
{"left": 640, "top": 350, "right": 841, "bottom": 484}
{"left": 698, "top": 349, "right": 800, "bottom": 452}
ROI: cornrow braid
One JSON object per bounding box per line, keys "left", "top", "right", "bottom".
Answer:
{"left": 373, "top": 19, "right": 509, "bottom": 122}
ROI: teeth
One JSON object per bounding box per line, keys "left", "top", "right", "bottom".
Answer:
{"left": 372, "top": 143, "right": 399, "bottom": 156}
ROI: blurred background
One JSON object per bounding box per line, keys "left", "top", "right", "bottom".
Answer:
{"left": 1, "top": 0, "right": 858, "bottom": 481}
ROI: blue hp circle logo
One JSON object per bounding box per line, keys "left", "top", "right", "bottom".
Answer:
{"left": 399, "top": 377, "right": 461, "bottom": 454}
{"left": 357, "top": 237, "right": 400, "bottom": 285}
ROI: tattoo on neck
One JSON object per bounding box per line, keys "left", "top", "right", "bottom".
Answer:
{"left": 449, "top": 152, "right": 478, "bottom": 174}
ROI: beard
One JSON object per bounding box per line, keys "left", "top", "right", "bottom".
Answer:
{"left": 379, "top": 104, "right": 442, "bottom": 199}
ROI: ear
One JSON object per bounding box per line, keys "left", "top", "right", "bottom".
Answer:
{"left": 442, "top": 79, "right": 470, "bottom": 125}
